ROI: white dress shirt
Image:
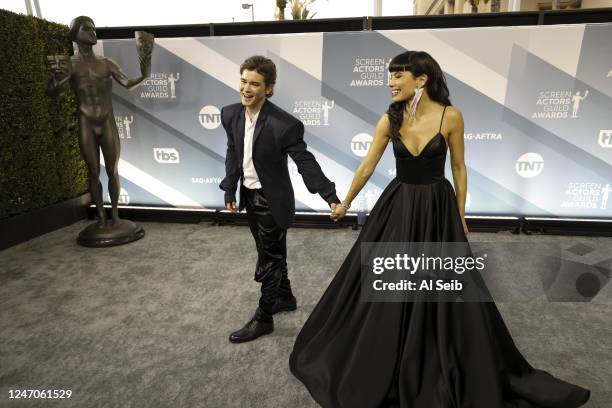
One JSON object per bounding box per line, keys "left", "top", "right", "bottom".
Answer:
{"left": 242, "top": 109, "right": 262, "bottom": 189}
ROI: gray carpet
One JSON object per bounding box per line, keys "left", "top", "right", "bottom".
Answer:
{"left": 0, "top": 220, "right": 610, "bottom": 408}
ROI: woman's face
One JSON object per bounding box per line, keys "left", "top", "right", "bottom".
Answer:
{"left": 388, "top": 70, "right": 425, "bottom": 103}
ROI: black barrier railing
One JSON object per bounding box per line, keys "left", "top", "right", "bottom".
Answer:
{"left": 211, "top": 17, "right": 367, "bottom": 36}
{"left": 96, "top": 17, "right": 365, "bottom": 39}
{"left": 96, "top": 8, "right": 612, "bottom": 39}
{"left": 81, "top": 206, "right": 612, "bottom": 237}
{"left": 541, "top": 7, "right": 612, "bottom": 24}
{"left": 369, "top": 11, "right": 540, "bottom": 30}
{"left": 96, "top": 23, "right": 213, "bottom": 39}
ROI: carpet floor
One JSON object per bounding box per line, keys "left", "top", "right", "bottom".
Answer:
{"left": 1, "top": 220, "right": 610, "bottom": 407}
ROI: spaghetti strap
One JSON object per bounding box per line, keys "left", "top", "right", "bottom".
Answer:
{"left": 439, "top": 106, "right": 447, "bottom": 133}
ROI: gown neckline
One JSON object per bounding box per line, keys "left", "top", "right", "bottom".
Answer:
{"left": 397, "top": 132, "right": 446, "bottom": 158}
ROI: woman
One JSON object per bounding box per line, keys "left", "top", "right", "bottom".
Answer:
{"left": 289, "top": 51, "right": 590, "bottom": 408}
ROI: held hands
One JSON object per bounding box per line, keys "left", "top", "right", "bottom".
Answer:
{"left": 226, "top": 201, "right": 238, "bottom": 213}
{"left": 330, "top": 202, "right": 347, "bottom": 222}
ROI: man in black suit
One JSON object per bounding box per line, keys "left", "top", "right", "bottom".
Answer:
{"left": 220, "top": 55, "right": 340, "bottom": 343}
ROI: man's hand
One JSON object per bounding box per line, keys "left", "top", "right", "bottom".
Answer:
{"left": 226, "top": 202, "right": 238, "bottom": 213}
{"left": 330, "top": 203, "right": 347, "bottom": 222}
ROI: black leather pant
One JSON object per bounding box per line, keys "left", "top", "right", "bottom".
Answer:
{"left": 244, "top": 188, "right": 293, "bottom": 321}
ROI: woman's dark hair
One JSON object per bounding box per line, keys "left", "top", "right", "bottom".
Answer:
{"left": 240, "top": 55, "right": 277, "bottom": 97}
{"left": 386, "top": 51, "right": 451, "bottom": 139}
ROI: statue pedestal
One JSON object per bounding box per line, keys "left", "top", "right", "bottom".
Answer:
{"left": 77, "top": 219, "right": 145, "bottom": 247}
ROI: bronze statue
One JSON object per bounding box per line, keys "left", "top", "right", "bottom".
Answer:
{"left": 46, "top": 16, "right": 154, "bottom": 247}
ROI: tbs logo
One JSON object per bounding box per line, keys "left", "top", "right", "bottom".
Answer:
{"left": 154, "top": 148, "right": 180, "bottom": 164}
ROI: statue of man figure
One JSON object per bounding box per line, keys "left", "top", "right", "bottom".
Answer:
{"left": 571, "top": 90, "right": 588, "bottom": 118}
{"left": 123, "top": 115, "right": 134, "bottom": 139}
{"left": 601, "top": 183, "right": 611, "bottom": 210}
{"left": 47, "top": 16, "right": 153, "bottom": 229}
{"left": 167, "top": 73, "right": 180, "bottom": 98}
{"left": 321, "top": 100, "right": 334, "bottom": 126}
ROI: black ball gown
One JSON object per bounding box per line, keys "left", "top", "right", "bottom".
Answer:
{"left": 289, "top": 108, "right": 591, "bottom": 408}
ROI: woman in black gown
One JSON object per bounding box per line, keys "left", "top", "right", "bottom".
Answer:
{"left": 289, "top": 51, "right": 590, "bottom": 408}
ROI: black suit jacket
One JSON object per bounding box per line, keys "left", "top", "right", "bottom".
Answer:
{"left": 219, "top": 99, "right": 339, "bottom": 229}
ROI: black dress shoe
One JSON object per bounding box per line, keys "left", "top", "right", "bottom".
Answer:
{"left": 229, "top": 317, "right": 274, "bottom": 343}
{"left": 272, "top": 295, "right": 297, "bottom": 314}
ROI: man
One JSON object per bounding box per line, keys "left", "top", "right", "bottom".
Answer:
{"left": 220, "top": 55, "right": 340, "bottom": 343}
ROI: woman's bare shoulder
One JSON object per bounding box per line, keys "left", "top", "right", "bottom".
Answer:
{"left": 445, "top": 105, "right": 463, "bottom": 122}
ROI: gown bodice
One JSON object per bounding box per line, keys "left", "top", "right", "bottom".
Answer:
{"left": 392, "top": 132, "right": 447, "bottom": 185}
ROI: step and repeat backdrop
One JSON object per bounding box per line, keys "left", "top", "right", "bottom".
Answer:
{"left": 98, "top": 23, "right": 612, "bottom": 218}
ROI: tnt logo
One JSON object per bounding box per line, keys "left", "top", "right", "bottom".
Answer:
{"left": 351, "top": 133, "right": 373, "bottom": 157}
{"left": 599, "top": 130, "right": 612, "bottom": 148}
{"left": 199, "top": 105, "right": 221, "bottom": 130}
{"left": 154, "top": 148, "right": 180, "bottom": 164}
{"left": 515, "top": 153, "right": 544, "bottom": 178}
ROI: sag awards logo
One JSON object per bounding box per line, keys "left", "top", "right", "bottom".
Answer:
{"left": 140, "top": 72, "right": 180, "bottom": 99}
{"left": 464, "top": 132, "right": 502, "bottom": 141}
{"left": 532, "top": 90, "right": 588, "bottom": 119}
{"left": 191, "top": 176, "right": 222, "bottom": 184}
{"left": 293, "top": 99, "right": 335, "bottom": 126}
{"left": 107, "top": 187, "right": 130, "bottom": 205}
{"left": 515, "top": 152, "right": 544, "bottom": 178}
{"left": 153, "top": 148, "right": 180, "bottom": 164}
{"left": 199, "top": 105, "right": 222, "bottom": 130}
{"left": 599, "top": 129, "right": 612, "bottom": 148}
{"left": 114, "top": 115, "right": 134, "bottom": 139}
{"left": 562, "top": 182, "right": 612, "bottom": 210}
{"left": 350, "top": 58, "right": 390, "bottom": 87}
{"left": 351, "top": 133, "right": 373, "bottom": 157}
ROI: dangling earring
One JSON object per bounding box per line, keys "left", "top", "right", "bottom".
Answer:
{"left": 408, "top": 85, "right": 423, "bottom": 123}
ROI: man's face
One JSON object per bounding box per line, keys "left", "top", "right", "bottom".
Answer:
{"left": 240, "top": 69, "right": 272, "bottom": 109}
{"left": 76, "top": 21, "right": 97, "bottom": 45}
{"left": 46, "top": 55, "right": 71, "bottom": 80}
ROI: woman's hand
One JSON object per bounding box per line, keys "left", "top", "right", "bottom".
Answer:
{"left": 330, "top": 202, "right": 347, "bottom": 222}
